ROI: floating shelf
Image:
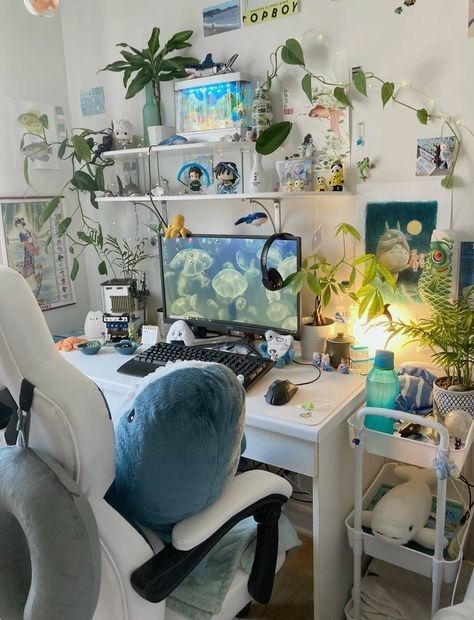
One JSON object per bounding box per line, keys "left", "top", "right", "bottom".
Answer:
{"left": 96, "top": 191, "right": 351, "bottom": 204}
{"left": 103, "top": 140, "right": 256, "bottom": 158}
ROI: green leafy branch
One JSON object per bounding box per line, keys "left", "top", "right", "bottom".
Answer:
{"left": 100, "top": 27, "right": 198, "bottom": 125}
{"left": 282, "top": 223, "right": 396, "bottom": 326}
{"left": 102, "top": 235, "right": 149, "bottom": 278}
{"left": 257, "top": 38, "right": 462, "bottom": 188}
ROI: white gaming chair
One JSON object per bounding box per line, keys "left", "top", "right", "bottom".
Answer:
{"left": 0, "top": 266, "right": 292, "bottom": 620}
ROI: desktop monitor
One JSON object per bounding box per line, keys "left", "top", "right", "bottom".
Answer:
{"left": 159, "top": 234, "right": 301, "bottom": 337}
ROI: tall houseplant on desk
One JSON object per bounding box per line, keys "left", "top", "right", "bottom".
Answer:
{"left": 100, "top": 27, "right": 198, "bottom": 143}
{"left": 283, "top": 223, "right": 395, "bottom": 358}
{"left": 386, "top": 286, "right": 474, "bottom": 416}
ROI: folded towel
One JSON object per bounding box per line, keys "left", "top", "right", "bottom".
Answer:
{"left": 396, "top": 366, "right": 438, "bottom": 415}
{"left": 166, "top": 512, "right": 301, "bottom": 620}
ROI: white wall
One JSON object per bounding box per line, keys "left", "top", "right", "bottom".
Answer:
{"left": 0, "top": 0, "right": 90, "bottom": 333}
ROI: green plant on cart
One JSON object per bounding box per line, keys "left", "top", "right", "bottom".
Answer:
{"left": 100, "top": 27, "right": 199, "bottom": 125}
{"left": 256, "top": 38, "right": 461, "bottom": 189}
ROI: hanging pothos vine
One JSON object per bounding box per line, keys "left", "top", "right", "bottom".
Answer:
{"left": 256, "top": 38, "right": 461, "bottom": 190}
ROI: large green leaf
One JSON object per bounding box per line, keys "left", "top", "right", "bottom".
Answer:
{"left": 39, "top": 196, "right": 60, "bottom": 227}
{"left": 416, "top": 108, "right": 429, "bottom": 125}
{"left": 77, "top": 231, "right": 93, "bottom": 244}
{"left": 23, "top": 157, "right": 29, "bottom": 186}
{"left": 98, "top": 261, "right": 108, "bottom": 276}
{"left": 70, "top": 171, "right": 98, "bottom": 192}
{"left": 58, "top": 217, "right": 71, "bottom": 237}
{"left": 333, "top": 87, "right": 353, "bottom": 109}
{"left": 353, "top": 71, "right": 367, "bottom": 96}
{"left": 95, "top": 167, "right": 105, "bottom": 191}
{"left": 148, "top": 27, "right": 160, "bottom": 56}
{"left": 70, "top": 257, "right": 79, "bottom": 281}
{"left": 335, "top": 222, "right": 361, "bottom": 240}
{"left": 100, "top": 60, "right": 129, "bottom": 72}
{"left": 120, "top": 50, "right": 146, "bottom": 67}
{"left": 302, "top": 74, "right": 313, "bottom": 104}
{"left": 72, "top": 134, "right": 92, "bottom": 163}
{"left": 164, "top": 30, "right": 193, "bottom": 53}
{"left": 39, "top": 114, "right": 49, "bottom": 129}
{"left": 256, "top": 121, "right": 293, "bottom": 155}
{"left": 126, "top": 70, "right": 152, "bottom": 99}
{"left": 306, "top": 271, "right": 322, "bottom": 296}
{"left": 281, "top": 38, "right": 305, "bottom": 65}
{"left": 57, "top": 138, "right": 68, "bottom": 159}
{"left": 381, "top": 82, "right": 395, "bottom": 107}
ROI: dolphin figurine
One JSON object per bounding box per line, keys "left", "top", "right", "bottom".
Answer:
{"left": 158, "top": 134, "right": 189, "bottom": 146}
{"left": 362, "top": 465, "right": 448, "bottom": 550}
{"left": 234, "top": 212, "right": 268, "bottom": 227}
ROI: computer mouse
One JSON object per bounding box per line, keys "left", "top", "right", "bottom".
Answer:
{"left": 265, "top": 379, "right": 298, "bottom": 406}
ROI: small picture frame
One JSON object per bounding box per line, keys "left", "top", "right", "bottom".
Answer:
{"left": 275, "top": 159, "right": 312, "bottom": 192}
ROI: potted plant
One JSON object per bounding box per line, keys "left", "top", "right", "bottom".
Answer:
{"left": 100, "top": 27, "right": 198, "bottom": 143}
{"left": 283, "top": 223, "right": 395, "bottom": 358}
{"left": 386, "top": 286, "right": 474, "bottom": 416}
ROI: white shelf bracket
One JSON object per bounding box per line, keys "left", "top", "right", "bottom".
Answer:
{"left": 273, "top": 199, "right": 281, "bottom": 233}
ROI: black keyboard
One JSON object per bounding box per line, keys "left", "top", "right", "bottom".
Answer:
{"left": 117, "top": 342, "right": 275, "bottom": 390}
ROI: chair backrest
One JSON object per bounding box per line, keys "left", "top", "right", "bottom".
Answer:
{"left": 0, "top": 266, "right": 114, "bottom": 501}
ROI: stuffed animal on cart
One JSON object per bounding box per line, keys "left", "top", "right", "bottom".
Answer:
{"left": 257, "top": 330, "right": 295, "bottom": 368}
{"left": 362, "top": 465, "right": 448, "bottom": 549}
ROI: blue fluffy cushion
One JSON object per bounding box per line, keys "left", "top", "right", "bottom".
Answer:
{"left": 109, "top": 363, "right": 246, "bottom": 539}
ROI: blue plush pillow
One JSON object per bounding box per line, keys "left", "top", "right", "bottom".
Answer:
{"left": 109, "top": 363, "right": 246, "bottom": 539}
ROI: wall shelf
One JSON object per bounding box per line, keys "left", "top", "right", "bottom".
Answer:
{"left": 103, "top": 140, "right": 256, "bottom": 159}
{"left": 96, "top": 191, "right": 351, "bottom": 204}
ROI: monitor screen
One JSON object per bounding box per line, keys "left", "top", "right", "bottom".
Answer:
{"left": 159, "top": 234, "right": 301, "bottom": 337}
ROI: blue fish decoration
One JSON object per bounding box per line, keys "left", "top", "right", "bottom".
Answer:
{"left": 158, "top": 134, "right": 189, "bottom": 146}
{"left": 234, "top": 212, "right": 268, "bottom": 227}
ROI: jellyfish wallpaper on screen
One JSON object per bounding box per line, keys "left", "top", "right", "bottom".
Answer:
{"left": 160, "top": 235, "right": 300, "bottom": 335}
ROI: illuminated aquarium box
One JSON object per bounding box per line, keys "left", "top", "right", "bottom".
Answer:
{"left": 174, "top": 72, "right": 253, "bottom": 140}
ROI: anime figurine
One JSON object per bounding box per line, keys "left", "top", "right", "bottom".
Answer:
{"left": 298, "top": 134, "right": 316, "bottom": 159}
{"left": 214, "top": 161, "right": 240, "bottom": 194}
{"left": 177, "top": 162, "right": 211, "bottom": 194}
{"left": 285, "top": 179, "right": 294, "bottom": 192}
{"left": 312, "top": 352, "right": 322, "bottom": 367}
{"left": 164, "top": 214, "right": 191, "bottom": 239}
{"left": 329, "top": 161, "right": 344, "bottom": 191}
{"left": 113, "top": 119, "right": 134, "bottom": 148}
{"left": 321, "top": 353, "right": 332, "bottom": 372}
{"left": 293, "top": 178, "right": 305, "bottom": 192}
{"left": 92, "top": 129, "right": 114, "bottom": 164}
{"left": 244, "top": 127, "right": 255, "bottom": 143}
{"left": 357, "top": 157, "right": 375, "bottom": 181}
{"left": 316, "top": 176, "right": 329, "bottom": 192}
{"left": 337, "top": 358, "right": 350, "bottom": 374}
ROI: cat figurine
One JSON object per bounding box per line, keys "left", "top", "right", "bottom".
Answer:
{"left": 84, "top": 311, "right": 106, "bottom": 340}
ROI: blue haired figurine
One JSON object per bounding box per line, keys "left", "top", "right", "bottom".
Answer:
{"left": 177, "top": 162, "right": 211, "bottom": 194}
{"left": 214, "top": 161, "right": 240, "bottom": 194}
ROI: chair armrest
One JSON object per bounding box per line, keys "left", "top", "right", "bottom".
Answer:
{"left": 130, "top": 471, "right": 292, "bottom": 605}
{"left": 173, "top": 470, "right": 292, "bottom": 550}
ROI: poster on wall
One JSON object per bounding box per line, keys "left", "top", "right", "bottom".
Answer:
{"left": 9, "top": 100, "right": 66, "bottom": 170}
{"left": 0, "top": 197, "right": 75, "bottom": 311}
{"left": 469, "top": 0, "right": 474, "bottom": 37}
{"left": 242, "top": 0, "right": 300, "bottom": 26}
{"left": 203, "top": 1, "right": 241, "bottom": 37}
{"left": 415, "top": 136, "right": 455, "bottom": 177}
{"left": 80, "top": 86, "right": 106, "bottom": 116}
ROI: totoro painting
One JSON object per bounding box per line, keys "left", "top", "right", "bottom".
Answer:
{"left": 365, "top": 200, "right": 438, "bottom": 304}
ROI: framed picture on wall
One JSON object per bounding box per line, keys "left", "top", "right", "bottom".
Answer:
{"left": 0, "top": 197, "right": 75, "bottom": 311}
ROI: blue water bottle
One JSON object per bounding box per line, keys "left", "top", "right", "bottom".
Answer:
{"left": 364, "top": 350, "right": 400, "bottom": 434}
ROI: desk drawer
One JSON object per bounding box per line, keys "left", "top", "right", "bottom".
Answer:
{"left": 244, "top": 426, "right": 316, "bottom": 477}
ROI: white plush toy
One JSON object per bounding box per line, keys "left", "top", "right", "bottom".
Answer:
{"left": 444, "top": 409, "right": 472, "bottom": 443}
{"left": 84, "top": 311, "right": 106, "bottom": 340}
{"left": 166, "top": 319, "right": 195, "bottom": 346}
{"left": 257, "top": 330, "right": 294, "bottom": 368}
{"left": 362, "top": 465, "right": 448, "bottom": 550}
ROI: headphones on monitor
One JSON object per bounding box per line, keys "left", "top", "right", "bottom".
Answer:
{"left": 260, "top": 232, "right": 298, "bottom": 291}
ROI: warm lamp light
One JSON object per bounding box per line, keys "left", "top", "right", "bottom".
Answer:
{"left": 23, "top": 0, "right": 59, "bottom": 17}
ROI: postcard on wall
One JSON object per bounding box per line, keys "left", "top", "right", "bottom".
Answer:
{"left": 243, "top": 0, "right": 300, "bottom": 26}
{"left": 80, "top": 86, "right": 106, "bottom": 117}
{"left": 415, "top": 136, "right": 455, "bottom": 177}
{"left": 203, "top": 1, "right": 241, "bottom": 37}
{"left": 9, "top": 100, "right": 65, "bottom": 170}
{"left": 0, "top": 198, "right": 75, "bottom": 311}
{"left": 469, "top": 0, "right": 474, "bottom": 38}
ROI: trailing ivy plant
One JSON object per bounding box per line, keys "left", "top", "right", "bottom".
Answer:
{"left": 22, "top": 124, "right": 121, "bottom": 280}
{"left": 256, "top": 38, "right": 461, "bottom": 189}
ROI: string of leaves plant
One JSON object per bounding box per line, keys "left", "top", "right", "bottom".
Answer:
{"left": 385, "top": 286, "right": 474, "bottom": 389}
{"left": 283, "top": 223, "right": 396, "bottom": 325}
{"left": 257, "top": 38, "right": 461, "bottom": 189}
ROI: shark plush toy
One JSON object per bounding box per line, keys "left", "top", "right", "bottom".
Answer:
{"left": 257, "top": 330, "right": 295, "bottom": 368}
{"left": 362, "top": 465, "right": 448, "bottom": 550}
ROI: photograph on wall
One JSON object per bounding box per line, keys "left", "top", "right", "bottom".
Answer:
{"left": 203, "top": 1, "right": 241, "bottom": 37}
{"left": 242, "top": 0, "right": 300, "bottom": 26}
{"left": 364, "top": 200, "right": 439, "bottom": 305}
{"left": 0, "top": 198, "right": 75, "bottom": 311}
{"left": 80, "top": 86, "right": 106, "bottom": 117}
{"left": 469, "top": 0, "right": 474, "bottom": 37}
{"left": 9, "top": 100, "right": 64, "bottom": 170}
{"left": 415, "top": 136, "right": 455, "bottom": 177}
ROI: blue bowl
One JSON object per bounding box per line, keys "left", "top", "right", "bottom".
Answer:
{"left": 76, "top": 340, "right": 102, "bottom": 355}
{"left": 114, "top": 340, "right": 139, "bottom": 355}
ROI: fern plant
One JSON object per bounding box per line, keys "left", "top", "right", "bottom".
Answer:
{"left": 386, "top": 286, "right": 474, "bottom": 389}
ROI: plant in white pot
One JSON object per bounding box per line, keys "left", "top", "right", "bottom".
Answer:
{"left": 100, "top": 27, "right": 199, "bottom": 144}
{"left": 283, "top": 223, "right": 395, "bottom": 359}
{"left": 386, "top": 286, "right": 474, "bottom": 416}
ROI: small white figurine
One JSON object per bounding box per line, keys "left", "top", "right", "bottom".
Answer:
{"left": 166, "top": 319, "right": 195, "bottom": 346}
{"left": 84, "top": 311, "right": 106, "bottom": 341}
{"left": 444, "top": 409, "right": 472, "bottom": 443}
{"left": 113, "top": 119, "right": 134, "bottom": 148}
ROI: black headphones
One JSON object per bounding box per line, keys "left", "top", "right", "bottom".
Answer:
{"left": 260, "top": 233, "right": 298, "bottom": 291}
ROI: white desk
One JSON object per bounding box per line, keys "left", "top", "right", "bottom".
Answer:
{"left": 64, "top": 347, "right": 380, "bottom": 620}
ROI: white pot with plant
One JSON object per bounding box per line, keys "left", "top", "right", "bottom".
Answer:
{"left": 283, "top": 223, "right": 394, "bottom": 360}
{"left": 386, "top": 286, "right": 474, "bottom": 417}
{"left": 100, "top": 27, "right": 199, "bottom": 146}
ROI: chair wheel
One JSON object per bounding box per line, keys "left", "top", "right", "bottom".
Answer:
{"left": 236, "top": 602, "right": 252, "bottom": 617}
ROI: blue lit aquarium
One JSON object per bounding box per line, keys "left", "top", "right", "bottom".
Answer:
{"left": 174, "top": 73, "right": 253, "bottom": 136}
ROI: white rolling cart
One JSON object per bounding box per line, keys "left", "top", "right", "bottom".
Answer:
{"left": 346, "top": 406, "right": 474, "bottom": 619}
